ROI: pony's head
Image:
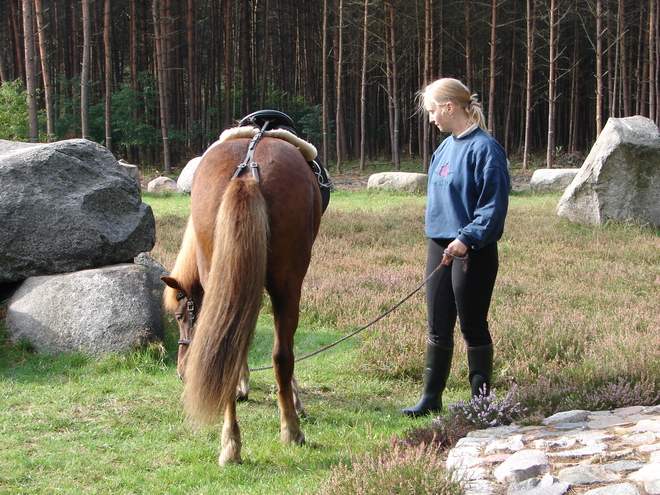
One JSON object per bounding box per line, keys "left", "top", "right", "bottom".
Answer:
{"left": 162, "top": 275, "right": 203, "bottom": 380}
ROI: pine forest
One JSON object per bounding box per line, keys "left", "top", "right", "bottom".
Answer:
{"left": 0, "top": 0, "right": 658, "bottom": 173}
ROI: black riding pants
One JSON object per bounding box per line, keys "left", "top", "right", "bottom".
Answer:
{"left": 426, "top": 238, "right": 499, "bottom": 349}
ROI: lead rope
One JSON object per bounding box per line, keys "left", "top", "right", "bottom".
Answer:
{"left": 249, "top": 260, "right": 453, "bottom": 372}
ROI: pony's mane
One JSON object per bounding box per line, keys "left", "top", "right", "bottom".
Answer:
{"left": 163, "top": 217, "right": 201, "bottom": 312}
{"left": 213, "top": 127, "right": 317, "bottom": 162}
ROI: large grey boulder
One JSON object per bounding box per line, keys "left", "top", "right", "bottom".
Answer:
{"left": 6, "top": 263, "right": 164, "bottom": 356}
{"left": 177, "top": 156, "right": 202, "bottom": 194}
{"left": 556, "top": 116, "right": 660, "bottom": 226}
{"left": 0, "top": 139, "right": 155, "bottom": 283}
{"left": 530, "top": 169, "right": 580, "bottom": 193}
{"left": 367, "top": 172, "right": 428, "bottom": 194}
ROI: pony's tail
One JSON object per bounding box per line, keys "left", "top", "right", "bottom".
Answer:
{"left": 183, "top": 178, "right": 269, "bottom": 425}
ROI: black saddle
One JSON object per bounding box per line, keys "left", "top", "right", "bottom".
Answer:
{"left": 237, "top": 110, "right": 331, "bottom": 213}
{"left": 239, "top": 110, "right": 298, "bottom": 136}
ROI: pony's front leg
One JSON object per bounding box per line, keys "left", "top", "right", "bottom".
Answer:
{"left": 218, "top": 401, "right": 242, "bottom": 466}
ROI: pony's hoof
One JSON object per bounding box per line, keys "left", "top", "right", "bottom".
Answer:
{"left": 282, "top": 429, "right": 305, "bottom": 445}
{"left": 218, "top": 452, "right": 242, "bottom": 466}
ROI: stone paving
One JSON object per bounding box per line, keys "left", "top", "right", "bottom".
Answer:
{"left": 446, "top": 405, "right": 660, "bottom": 495}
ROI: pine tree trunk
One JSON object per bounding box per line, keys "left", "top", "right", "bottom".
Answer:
{"left": 546, "top": 0, "right": 557, "bottom": 169}
{"left": 81, "top": 0, "right": 91, "bottom": 140}
{"left": 187, "top": 0, "right": 198, "bottom": 152}
{"left": 649, "top": 0, "right": 658, "bottom": 123}
{"left": 465, "top": 0, "right": 472, "bottom": 89}
{"left": 103, "top": 0, "right": 113, "bottom": 153}
{"left": 522, "top": 0, "right": 535, "bottom": 170}
{"left": 335, "top": 0, "right": 345, "bottom": 173}
{"left": 224, "top": 0, "right": 232, "bottom": 129}
{"left": 260, "top": 0, "right": 270, "bottom": 109}
{"left": 153, "top": 0, "right": 171, "bottom": 174}
{"left": 487, "top": 0, "right": 498, "bottom": 137}
{"left": 595, "top": 0, "right": 604, "bottom": 137}
{"left": 421, "top": 0, "right": 431, "bottom": 172}
{"left": 22, "top": 0, "right": 39, "bottom": 142}
{"left": 322, "top": 0, "right": 329, "bottom": 167}
{"left": 359, "top": 0, "right": 369, "bottom": 171}
{"left": 35, "top": 0, "right": 55, "bottom": 141}
{"left": 385, "top": 0, "right": 400, "bottom": 170}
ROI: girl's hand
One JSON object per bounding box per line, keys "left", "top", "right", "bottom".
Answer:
{"left": 441, "top": 238, "right": 468, "bottom": 266}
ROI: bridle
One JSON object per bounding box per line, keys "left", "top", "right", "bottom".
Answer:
{"left": 176, "top": 291, "right": 197, "bottom": 346}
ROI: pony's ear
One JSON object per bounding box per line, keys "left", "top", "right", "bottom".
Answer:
{"left": 161, "top": 275, "right": 183, "bottom": 291}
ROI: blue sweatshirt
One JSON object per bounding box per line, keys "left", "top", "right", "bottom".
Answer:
{"left": 425, "top": 127, "right": 510, "bottom": 250}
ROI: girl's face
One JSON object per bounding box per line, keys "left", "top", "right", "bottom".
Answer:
{"left": 428, "top": 102, "right": 451, "bottom": 132}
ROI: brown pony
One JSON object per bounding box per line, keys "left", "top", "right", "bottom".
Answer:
{"left": 162, "top": 135, "right": 322, "bottom": 465}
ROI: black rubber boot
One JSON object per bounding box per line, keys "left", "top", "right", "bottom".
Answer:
{"left": 402, "top": 344, "right": 453, "bottom": 417}
{"left": 467, "top": 343, "right": 494, "bottom": 397}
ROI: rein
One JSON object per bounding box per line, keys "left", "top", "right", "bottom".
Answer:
{"left": 175, "top": 258, "right": 466, "bottom": 369}
{"left": 175, "top": 261, "right": 459, "bottom": 368}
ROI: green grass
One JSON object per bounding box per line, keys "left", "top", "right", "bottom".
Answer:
{"left": 2, "top": 178, "right": 660, "bottom": 494}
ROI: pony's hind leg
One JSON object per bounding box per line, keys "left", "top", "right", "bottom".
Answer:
{"left": 236, "top": 362, "right": 250, "bottom": 402}
{"left": 292, "top": 375, "right": 305, "bottom": 417}
{"left": 218, "top": 401, "right": 242, "bottom": 466}
{"left": 272, "top": 304, "right": 305, "bottom": 445}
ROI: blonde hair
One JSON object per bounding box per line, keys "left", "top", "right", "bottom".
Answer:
{"left": 418, "top": 78, "right": 486, "bottom": 130}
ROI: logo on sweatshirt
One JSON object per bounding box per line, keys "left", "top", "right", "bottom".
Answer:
{"left": 440, "top": 163, "right": 450, "bottom": 178}
{"left": 433, "top": 162, "right": 452, "bottom": 185}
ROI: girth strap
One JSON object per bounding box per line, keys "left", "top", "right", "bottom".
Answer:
{"left": 230, "top": 119, "right": 272, "bottom": 182}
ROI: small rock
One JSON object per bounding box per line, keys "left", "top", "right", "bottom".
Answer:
{"left": 573, "top": 431, "right": 616, "bottom": 445}
{"left": 630, "top": 419, "right": 660, "bottom": 433}
{"left": 465, "top": 479, "right": 497, "bottom": 495}
{"left": 613, "top": 406, "right": 645, "bottom": 416}
{"left": 484, "top": 454, "right": 511, "bottom": 464}
{"left": 548, "top": 444, "right": 608, "bottom": 458}
{"left": 639, "top": 444, "right": 660, "bottom": 453}
{"left": 557, "top": 465, "right": 621, "bottom": 484}
{"left": 583, "top": 483, "right": 640, "bottom": 495}
{"left": 147, "top": 176, "right": 178, "bottom": 193}
{"left": 447, "top": 447, "right": 484, "bottom": 469}
{"left": 452, "top": 467, "right": 487, "bottom": 482}
{"left": 494, "top": 450, "right": 550, "bottom": 484}
{"left": 367, "top": 172, "right": 427, "bottom": 193}
{"left": 603, "top": 460, "right": 646, "bottom": 472}
{"left": 508, "top": 473, "right": 570, "bottom": 495}
{"left": 621, "top": 432, "right": 657, "bottom": 445}
{"left": 530, "top": 168, "right": 579, "bottom": 193}
{"left": 629, "top": 463, "right": 660, "bottom": 483}
{"left": 646, "top": 480, "right": 660, "bottom": 495}
{"left": 542, "top": 410, "right": 590, "bottom": 426}
{"left": 534, "top": 437, "right": 576, "bottom": 450}
{"left": 588, "top": 416, "right": 633, "bottom": 429}
{"left": 177, "top": 156, "right": 202, "bottom": 194}
{"left": 485, "top": 435, "right": 525, "bottom": 454}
